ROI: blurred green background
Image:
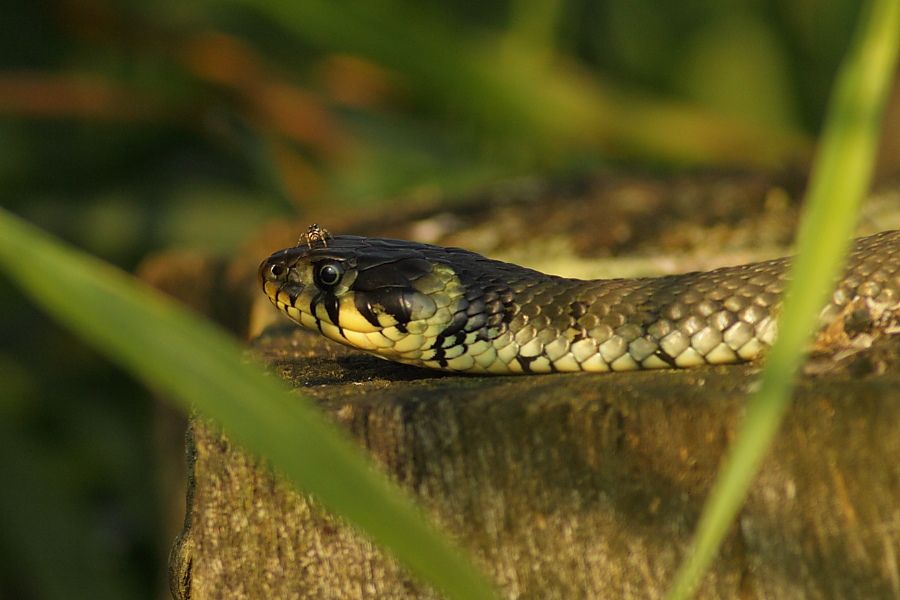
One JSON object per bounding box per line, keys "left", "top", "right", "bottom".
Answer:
{"left": 0, "top": 1, "right": 888, "bottom": 598}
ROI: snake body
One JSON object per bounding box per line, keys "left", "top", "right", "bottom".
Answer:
{"left": 260, "top": 230, "right": 900, "bottom": 374}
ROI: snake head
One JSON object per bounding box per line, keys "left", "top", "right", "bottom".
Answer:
{"left": 259, "top": 235, "right": 464, "bottom": 362}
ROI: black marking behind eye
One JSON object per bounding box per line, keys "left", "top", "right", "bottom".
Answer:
{"left": 354, "top": 289, "right": 415, "bottom": 329}
{"left": 324, "top": 294, "right": 342, "bottom": 334}
{"left": 309, "top": 290, "right": 345, "bottom": 337}
{"left": 354, "top": 293, "right": 381, "bottom": 328}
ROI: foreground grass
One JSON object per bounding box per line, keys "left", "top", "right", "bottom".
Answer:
{"left": 0, "top": 208, "right": 496, "bottom": 600}
{"left": 666, "top": 1, "right": 900, "bottom": 597}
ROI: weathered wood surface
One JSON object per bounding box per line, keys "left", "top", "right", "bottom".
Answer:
{"left": 169, "top": 327, "right": 900, "bottom": 599}
{"left": 159, "top": 173, "right": 900, "bottom": 599}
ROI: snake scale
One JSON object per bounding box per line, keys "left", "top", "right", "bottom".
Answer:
{"left": 260, "top": 228, "right": 900, "bottom": 375}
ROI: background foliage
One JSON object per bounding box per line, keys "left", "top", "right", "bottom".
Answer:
{"left": 0, "top": 1, "right": 888, "bottom": 598}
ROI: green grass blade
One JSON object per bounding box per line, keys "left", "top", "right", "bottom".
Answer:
{"left": 666, "top": 1, "right": 900, "bottom": 598}
{"left": 0, "top": 208, "right": 496, "bottom": 600}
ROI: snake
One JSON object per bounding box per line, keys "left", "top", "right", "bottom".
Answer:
{"left": 260, "top": 228, "right": 900, "bottom": 375}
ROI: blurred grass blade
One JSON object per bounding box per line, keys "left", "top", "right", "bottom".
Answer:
{"left": 666, "top": 1, "right": 900, "bottom": 598}
{"left": 504, "top": 0, "right": 564, "bottom": 58}
{"left": 225, "top": 0, "right": 807, "bottom": 167}
{"left": 0, "top": 208, "right": 496, "bottom": 600}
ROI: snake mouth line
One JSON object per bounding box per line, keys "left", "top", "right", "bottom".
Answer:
{"left": 271, "top": 292, "right": 388, "bottom": 352}
{"left": 272, "top": 297, "right": 332, "bottom": 339}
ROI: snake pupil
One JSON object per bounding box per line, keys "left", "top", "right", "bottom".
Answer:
{"left": 316, "top": 263, "right": 342, "bottom": 287}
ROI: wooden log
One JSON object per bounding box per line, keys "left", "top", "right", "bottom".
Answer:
{"left": 168, "top": 318, "right": 900, "bottom": 599}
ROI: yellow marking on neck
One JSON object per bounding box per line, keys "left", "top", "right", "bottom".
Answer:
{"left": 336, "top": 296, "right": 381, "bottom": 333}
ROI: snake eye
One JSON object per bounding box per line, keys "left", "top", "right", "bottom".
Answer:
{"left": 315, "top": 263, "right": 342, "bottom": 287}
{"left": 268, "top": 264, "right": 286, "bottom": 280}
